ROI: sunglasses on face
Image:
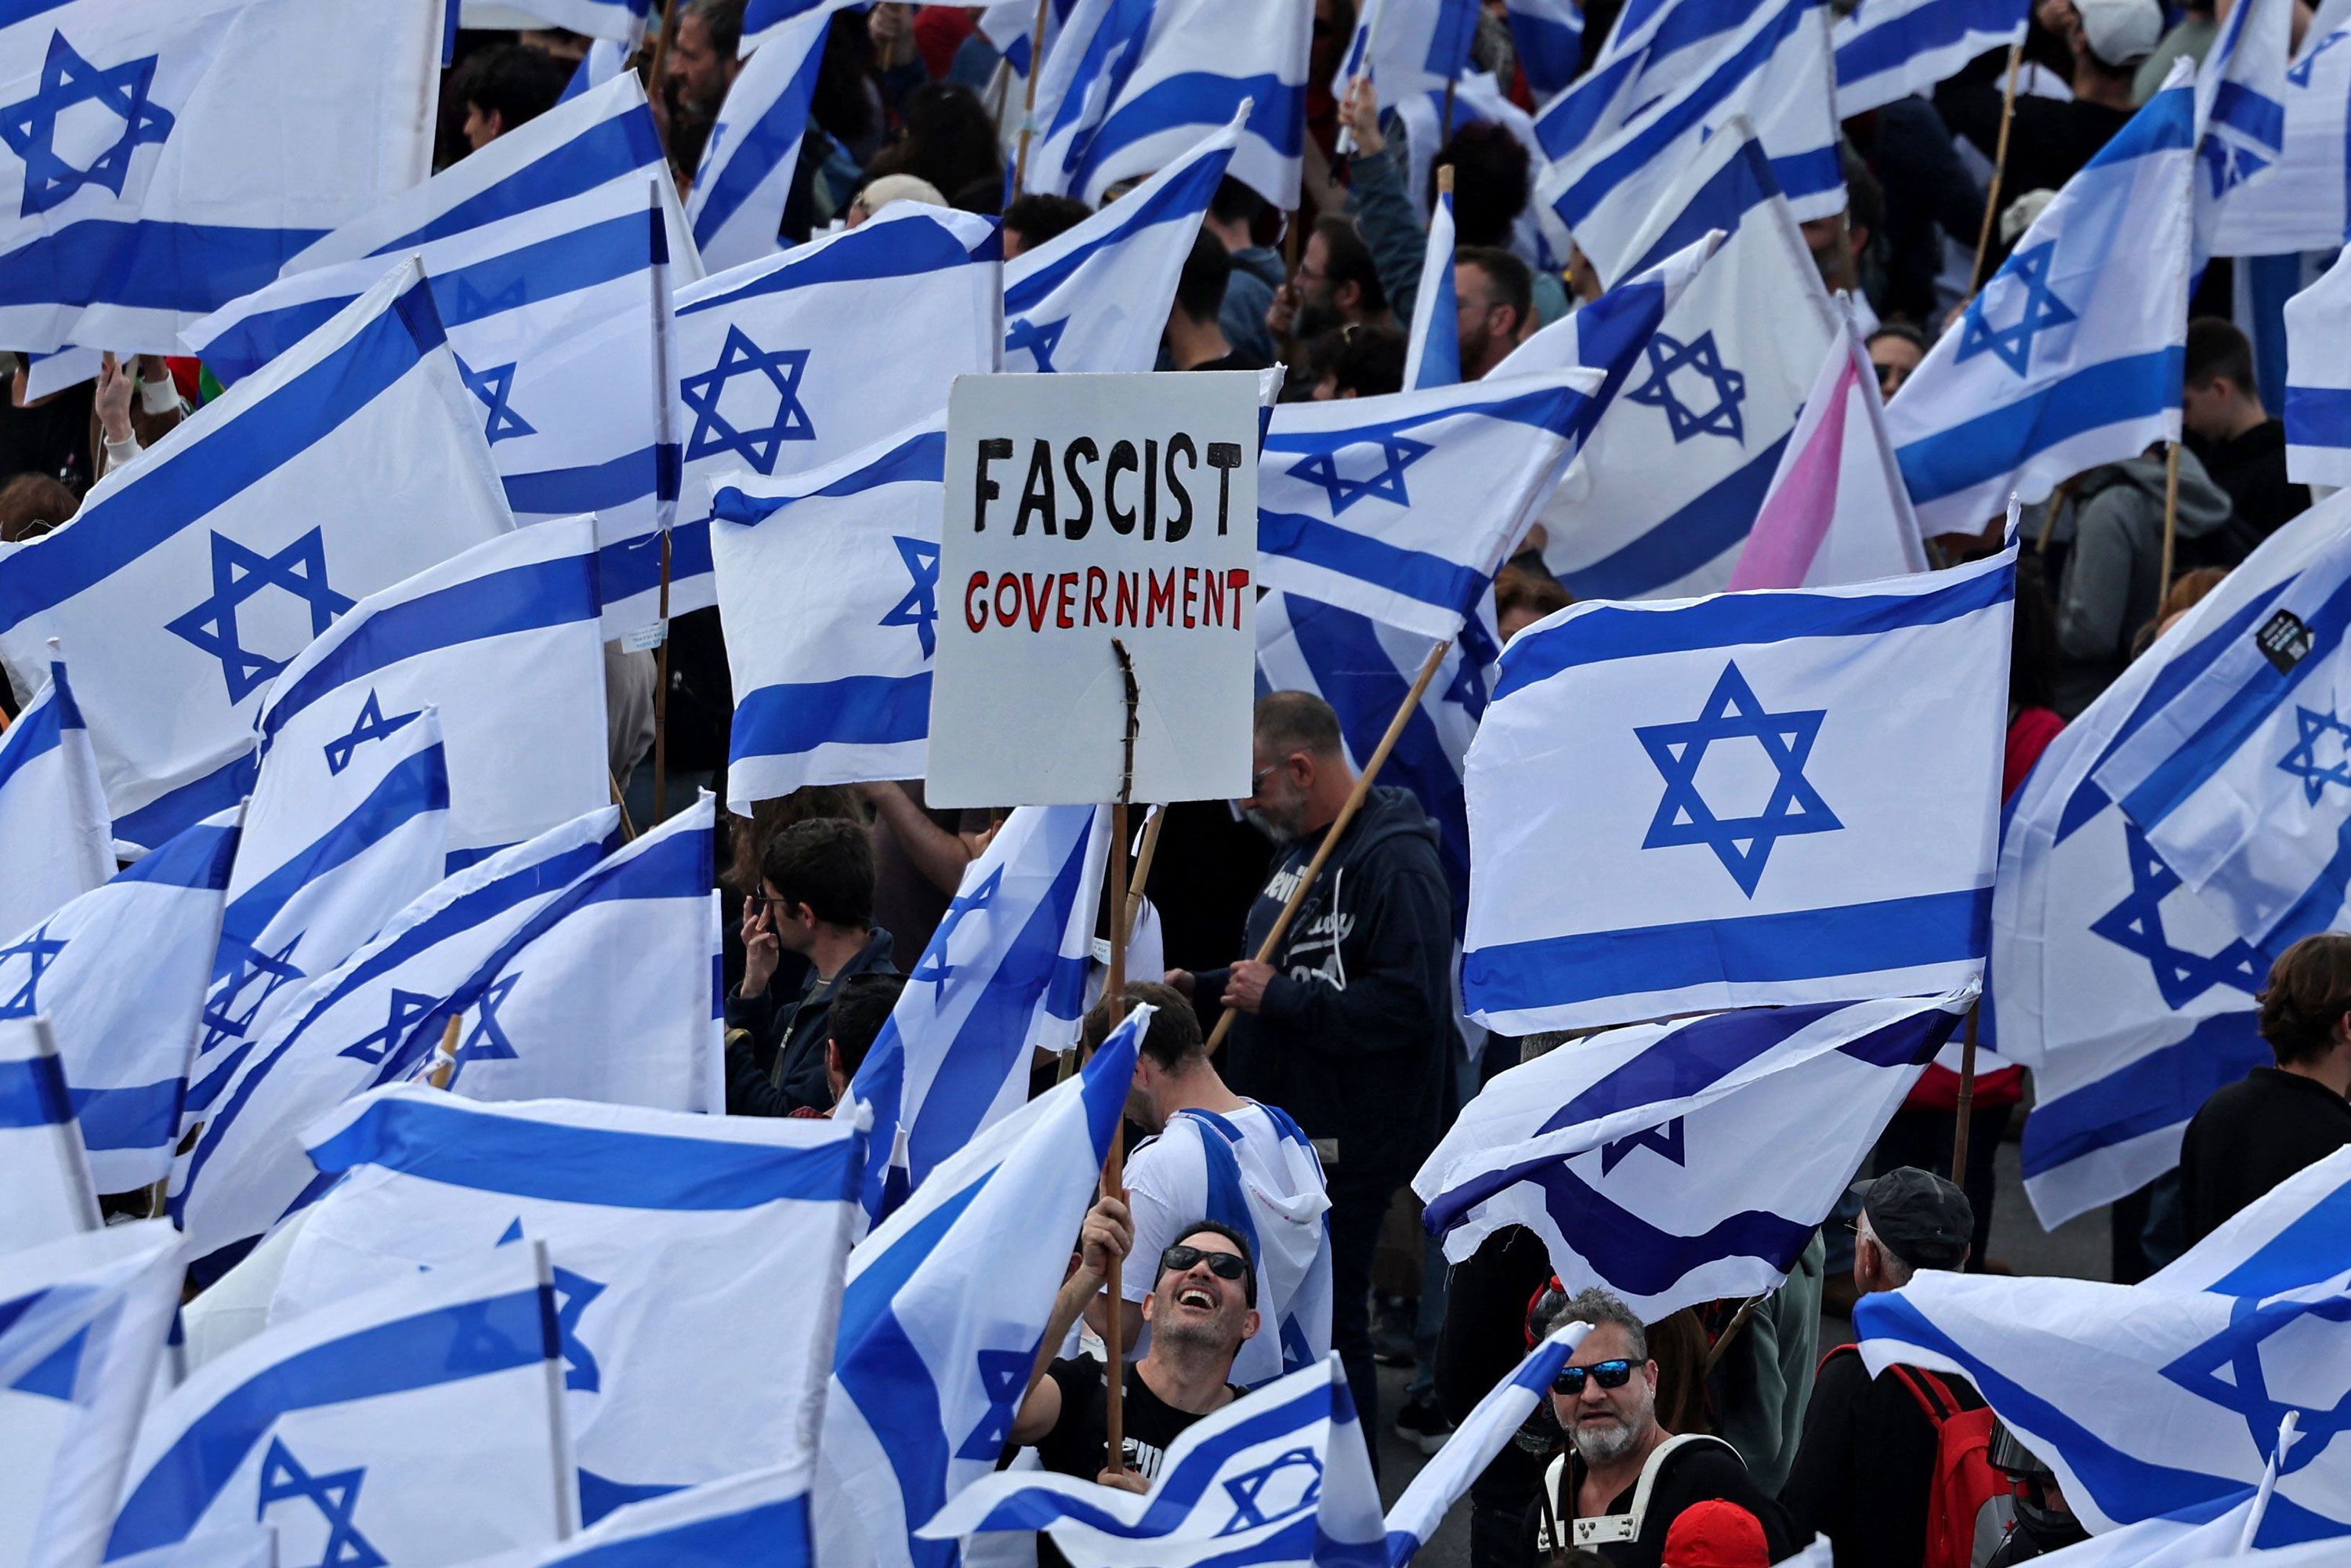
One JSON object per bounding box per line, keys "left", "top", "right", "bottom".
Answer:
{"left": 1159, "top": 1244, "right": 1249, "bottom": 1284}
{"left": 1553, "top": 1359, "right": 1637, "bottom": 1396}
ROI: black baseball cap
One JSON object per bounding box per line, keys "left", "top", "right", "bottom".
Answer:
{"left": 1853, "top": 1167, "right": 1975, "bottom": 1271}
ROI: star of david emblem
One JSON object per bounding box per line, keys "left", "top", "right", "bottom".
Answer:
{"left": 338, "top": 988, "right": 440, "bottom": 1066}
{"left": 1218, "top": 1445, "right": 1324, "bottom": 1534}
{"left": 0, "top": 924, "right": 66, "bottom": 1019}
{"left": 680, "top": 325, "right": 813, "bottom": 475}
{"left": 2278, "top": 704, "right": 2351, "bottom": 805}
{"left": 1599, "top": 1117, "right": 1686, "bottom": 1176}
{"left": 1444, "top": 617, "right": 1501, "bottom": 719}
{"left": 2199, "top": 133, "right": 2274, "bottom": 200}
{"left": 1006, "top": 313, "right": 1068, "bottom": 372}
{"left": 453, "top": 353, "right": 536, "bottom": 445}
{"left": 456, "top": 973, "right": 523, "bottom": 1064}
{"left": 954, "top": 1346, "right": 1033, "bottom": 1461}
{"left": 2291, "top": 29, "right": 2347, "bottom": 86}
{"left": 914, "top": 867, "right": 1000, "bottom": 1004}
{"left": 323, "top": 690, "right": 422, "bottom": 777}
{"left": 0, "top": 32, "right": 174, "bottom": 218}
{"left": 448, "top": 270, "right": 528, "bottom": 323}
{"left": 256, "top": 1437, "right": 387, "bottom": 1568}
{"left": 199, "top": 936, "right": 306, "bottom": 1056}
{"left": 2161, "top": 1291, "right": 2351, "bottom": 1469}
{"left": 494, "top": 1219, "right": 606, "bottom": 1392}
{"left": 1286, "top": 435, "right": 1433, "bottom": 514}
{"left": 1625, "top": 331, "right": 1748, "bottom": 444}
{"left": 1635, "top": 661, "right": 1842, "bottom": 896}
{"left": 1957, "top": 241, "right": 2078, "bottom": 378}
{"left": 879, "top": 535, "right": 942, "bottom": 658}
{"left": 165, "top": 529, "right": 357, "bottom": 704}
{"left": 2090, "top": 822, "right": 2265, "bottom": 1008}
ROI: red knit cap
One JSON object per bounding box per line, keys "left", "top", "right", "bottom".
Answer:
{"left": 1661, "top": 1500, "right": 1770, "bottom": 1568}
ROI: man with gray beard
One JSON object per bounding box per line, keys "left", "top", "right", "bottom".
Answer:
{"left": 1525, "top": 1290, "right": 1794, "bottom": 1566}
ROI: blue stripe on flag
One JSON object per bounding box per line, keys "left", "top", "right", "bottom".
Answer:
{"left": 0, "top": 1051, "right": 73, "bottom": 1129}
{"left": 0, "top": 219, "right": 328, "bottom": 316}
{"left": 113, "top": 757, "right": 258, "bottom": 858}
{"left": 2284, "top": 385, "right": 2351, "bottom": 447}
{"left": 504, "top": 445, "right": 670, "bottom": 516}
{"left": 600, "top": 520, "right": 714, "bottom": 608}
{"left": 71, "top": 1079, "right": 183, "bottom": 1153}
{"left": 2019, "top": 1012, "right": 2267, "bottom": 1177}
{"left": 1555, "top": 436, "right": 1787, "bottom": 600}
{"left": 679, "top": 219, "right": 999, "bottom": 317}
{"left": 1261, "top": 384, "right": 1586, "bottom": 451}
{"left": 569, "top": 1485, "right": 809, "bottom": 1558}
{"left": 1005, "top": 147, "right": 1230, "bottom": 310}
{"left": 693, "top": 33, "right": 828, "bottom": 248}
{"left": 730, "top": 674, "right": 933, "bottom": 762}
{"left": 708, "top": 431, "right": 947, "bottom": 523}
{"left": 1835, "top": 0, "right": 2023, "bottom": 85}
{"left": 370, "top": 111, "right": 665, "bottom": 256}
{"left": 116, "top": 821, "right": 241, "bottom": 892}
{"left": 1063, "top": 75, "right": 1306, "bottom": 199}
{"left": 1893, "top": 349, "right": 2185, "bottom": 508}
{"left": 1620, "top": 136, "right": 1778, "bottom": 279}
{"left": 1258, "top": 511, "right": 1487, "bottom": 623}
{"left": 0, "top": 689, "right": 64, "bottom": 792}
{"left": 2209, "top": 79, "right": 2286, "bottom": 147}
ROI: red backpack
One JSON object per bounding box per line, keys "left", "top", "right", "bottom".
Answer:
{"left": 1820, "top": 1345, "right": 2014, "bottom": 1568}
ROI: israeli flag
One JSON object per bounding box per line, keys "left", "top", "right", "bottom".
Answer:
{"left": 274, "top": 1086, "right": 862, "bottom": 1524}
{"left": 0, "top": 1019, "right": 100, "bottom": 1242}
{"left": 107, "top": 1245, "right": 575, "bottom": 1564}
{"left": 5, "top": 811, "right": 238, "bottom": 1192}
{"left": 846, "top": 803, "right": 1109, "bottom": 1221}
{"left": 2284, "top": 244, "right": 2351, "bottom": 489}
{"left": 976, "top": 0, "right": 1079, "bottom": 85}
{"left": 1505, "top": 0, "right": 1586, "bottom": 100}
{"left": 1539, "top": 0, "right": 1842, "bottom": 284}
{"left": 2204, "top": 20, "right": 2351, "bottom": 259}
{"left": 1005, "top": 111, "right": 1242, "bottom": 375}
{"left": 1259, "top": 372, "right": 1603, "bottom": 643}
{"left": 1403, "top": 187, "right": 1460, "bottom": 391}
{"left": 1832, "top": 0, "right": 2028, "bottom": 118}
{"left": 0, "top": 652, "right": 111, "bottom": 942}
{"left": 1886, "top": 74, "right": 2194, "bottom": 539}
{"left": 1490, "top": 226, "right": 1719, "bottom": 405}
{"left": 1464, "top": 550, "right": 2014, "bottom": 1031}
{"left": 820, "top": 1006, "right": 1139, "bottom": 1568}
{"left": 465, "top": 0, "right": 650, "bottom": 43}
{"left": 560, "top": 38, "right": 631, "bottom": 103}
{"left": 0, "top": 0, "right": 441, "bottom": 355}
{"left": 170, "top": 807, "right": 615, "bottom": 1282}
{"left": 1383, "top": 1326, "right": 1589, "bottom": 1567}
{"left": 1528, "top": 125, "right": 1842, "bottom": 600}
{"left": 0, "top": 260, "right": 516, "bottom": 852}
{"left": 1531, "top": 0, "right": 1751, "bottom": 165}
{"left": 0, "top": 1222, "right": 183, "bottom": 1568}
{"left": 689, "top": 7, "right": 829, "bottom": 273}
{"left": 445, "top": 1463, "right": 816, "bottom": 1567}
{"left": 1418, "top": 991, "right": 1972, "bottom": 1319}
{"left": 1027, "top": 0, "right": 1311, "bottom": 208}
{"left": 1331, "top": 0, "right": 1480, "bottom": 107}
{"left": 2191, "top": 0, "right": 2290, "bottom": 267}
{"left": 183, "top": 707, "right": 451, "bottom": 1126}
{"left": 252, "top": 518, "right": 612, "bottom": 869}
{"left": 918, "top": 1354, "right": 1388, "bottom": 1568}
{"left": 1853, "top": 1146, "right": 2351, "bottom": 1546}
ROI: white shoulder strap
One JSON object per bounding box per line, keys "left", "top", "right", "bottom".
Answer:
{"left": 1625, "top": 1434, "right": 1744, "bottom": 1536}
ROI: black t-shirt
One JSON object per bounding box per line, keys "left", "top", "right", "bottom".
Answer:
{"left": 1031, "top": 1357, "right": 1240, "bottom": 1568}
{"left": 1780, "top": 1349, "right": 1978, "bottom": 1568}
{"left": 2193, "top": 419, "right": 2310, "bottom": 542}
{"left": 1521, "top": 1437, "right": 1795, "bottom": 1568}
{"left": 2179, "top": 1067, "right": 2351, "bottom": 1244}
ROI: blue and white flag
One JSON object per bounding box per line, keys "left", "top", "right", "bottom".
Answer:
{"left": 448, "top": 1463, "right": 816, "bottom": 1567}
{"left": 1531, "top": 0, "right": 1749, "bottom": 165}
{"left": 2204, "top": 20, "right": 2351, "bottom": 259}
{"left": 977, "top": 0, "right": 1079, "bottom": 83}
{"left": 688, "top": 7, "right": 828, "bottom": 273}
{"left": 845, "top": 802, "right": 1109, "bottom": 1222}
{"left": 1526, "top": 127, "right": 1839, "bottom": 599}
{"left": 170, "top": 806, "right": 616, "bottom": 1281}
{"left": 1463, "top": 551, "right": 2013, "bottom": 1031}
{"left": 1418, "top": 992, "right": 1972, "bottom": 1319}
{"left": 465, "top": 0, "right": 650, "bottom": 43}
{"left": 0, "top": 260, "right": 515, "bottom": 851}
{"left": 2284, "top": 243, "right": 2351, "bottom": 489}
{"left": 822, "top": 1009, "right": 1141, "bottom": 1568}
{"left": 1027, "top": 0, "right": 1310, "bottom": 208}
{"left": 1259, "top": 372, "right": 1603, "bottom": 642}
{"left": 561, "top": 37, "right": 631, "bottom": 102}
{"left": 2090, "top": 498, "right": 2351, "bottom": 956}
{"left": 1886, "top": 73, "right": 2193, "bottom": 539}
{"left": 918, "top": 1354, "right": 1388, "bottom": 1568}
{"left": 0, "top": 651, "right": 111, "bottom": 941}
{"left": 2191, "top": 0, "right": 2289, "bottom": 267}
{"left": 1403, "top": 186, "right": 1459, "bottom": 390}
{"left": 1855, "top": 1146, "right": 2351, "bottom": 1546}
{"left": 1505, "top": 0, "right": 1586, "bottom": 100}
{"left": 1832, "top": 0, "right": 2028, "bottom": 118}
{"left": 5, "top": 811, "right": 238, "bottom": 1192}
{"left": 1538, "top": 0, "right": 1842, "bottom": 284}
{"left": 0, "top": 0, "right": 441, "bottom": 354}
{"left": 275, "top": 1086, "right": 861, "bottom": 1524}
{"left": 0, "top": 1018, "right": 100, "bottom": 1242}
{"left": 0, "top": 1221, "right": 183, "bottom": 1568}
{"left": 710, "top": 425, "right": 944, "bottom": 806}
{"left": 1382, "top": 1326, "right": 1588, "bottom": 1568}
{"left": 1005, "top": 110, "right": 1241, "bottom": 375}
{"left": 107, "top": 1245, "right": 574, "bottom": 1565}
{"left": 1331, "top": 0, "right": 1480, "bottom": 107}
{"left": 106, "top": 1528, "right": 279, "bottom": 1568}
{"left": 253, "top": 517, "right": 611, "bottom": 867}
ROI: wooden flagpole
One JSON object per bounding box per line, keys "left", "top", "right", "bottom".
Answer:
{"left": 1206, "top": 638, "right": 1451, "bottom": 1056}
{"left": 1011, "top": 0, "right": 1052, "bottom": 197}
{"left": 1967, "top": 40, "right": 2024, "bottom": 296}
{"left": 1948, "top": 1003, "right": 1981, "bottom": 1184}
{"left": 1102, "top": 638, "right": 1141, "bottom": 1476}
{"left": 647, "top": 1, "right": 678, "bottom": 104}
{"left": 426, "top": 1014, "right": 463, "bottom": 1090}
{"left": 2157, "top": 440, "right": 2183, "bottom": 603}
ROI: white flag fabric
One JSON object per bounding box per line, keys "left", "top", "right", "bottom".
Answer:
{"left": 820, "top": 1008, "right": 1139, "bottom": 1568}
{"left": 709, "top": 425, "right": 945, "bottom": 806}
{"left": 0, "top": 0, "right": 440, "bottom": 355}
{"left": 1854, "top": 1147, "right": 2351, "bottom": 1546}
{"left": 1726, "top": 304, "right": 1928, "bottom": 590}
{"left": 0, "top": 1018, "right": 100, "bottom": 1242}
{"left": 5, "top": 810, "right": 239, "bottom": 1192}
{"left": 0, "top": 1222, "right": 183, "bottom": 1568}
{"left": 688, "top": 7, "right": 829, "bottom": 273}
{"left": 1330, "top": 0, "right": 1480, "bottom": 108}
{"left": 2284, "top": 243, "right": 2351, "bottom": 489}
{"left": 1531, "top": 0, "right": 1748, "bottom": 167}
{"left": 1531, "top": 125, "right": 1841, "bottom": 601}
{"left": 2190, "top": 0, "right": 2290, "bottom": 267}
{"left": 1004, "top": 111, "right": 1241, "bottom": 375}
{"left": 846, "top": 803, "right": 1109, "bottom": 1221}
{"left": 1382, "top": 1326, "right": 1590, "bottom": 1567}
{"left": 106, "top": 1245, "right": 575, "bottom": 1565}
{"left": 2204, "top": 19, "right": 2351, "bottom": 259}
{"left": 106, "top": 1526, "right": 278, "bottom": 1568}
{"left": 462, "top": 0, "right": 648, "bottom": 43}
{"left": 1832, "top": 0, "right": 2029, "bottom": 118}
{"left": 1463, "top": 551, "right": 2013, "bottom": 1031}
{"left": 918, "top": 1355, "right": 1388, "bottom": 1568}
{"left": 1402, "top": 186, "right": 1460, "bottom": 391}
{"left": 1505, "top": 0, "right": 1585, "bottom": 99}
{"left": 1027, "top": 0, "right": 1310, "bottom": 208}
{"left": 0, "top": 652, "right": 110, "bottom": 940}
{"left": 0, "top": 260, "right": 514, "bottom": 851}
{"left": 273, "top": 1086, "right": 862, "bottom": 1525}
{"left": 1418, "top": 992, "right": 1971, "bottom": 1319}
{"left": 251, "top": 517, "right": 610, "bottom": 867}
{"left": 447, "top": 1463, "right": 816, "bottom": 1567}
{"left": 1886, "top": 73, "right": 2194, "bottom": 539}
{"left": 170, "top": 807, "right": 617, "bottom": 1284}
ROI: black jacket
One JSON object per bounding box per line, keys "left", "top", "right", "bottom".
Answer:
{"left": 2179, "top": 1066, "right": 2351, "bottom": 1244}
{"left": 1197, "top": 786, "right": 1453, "bottom": 1175}
{"left": 725, "top": 926, "right": 897, "bottom": 1116}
